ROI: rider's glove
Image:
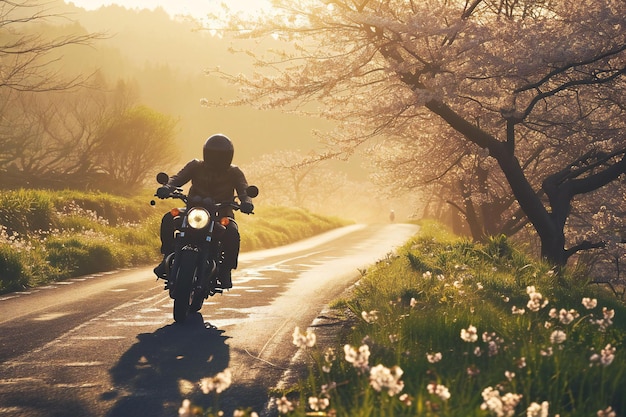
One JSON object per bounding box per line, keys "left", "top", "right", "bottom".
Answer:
{"left": 156, "top": 186, "right": 172, "bottom": 199}
{"left": 240, "top": 201, "right": 254, "bottom": 214}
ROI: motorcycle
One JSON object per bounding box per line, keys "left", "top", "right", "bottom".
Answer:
{"left": 150, "top": 172, "right": 258, "bottom": 323}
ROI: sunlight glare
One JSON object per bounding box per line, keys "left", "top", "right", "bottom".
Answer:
{"left": 65, "top": 0, "right": 273, "bottom": 20}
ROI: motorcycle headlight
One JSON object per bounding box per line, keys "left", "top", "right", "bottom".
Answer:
{"left": 187, "top": 207, "right": 210, "bottom": 229}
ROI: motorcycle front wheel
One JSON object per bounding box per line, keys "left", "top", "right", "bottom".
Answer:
{"left": 173, "top": 250, "right": 199, "bottom": 323}
{"left": 190, "top": 259, "right": 215, "bottom": 312}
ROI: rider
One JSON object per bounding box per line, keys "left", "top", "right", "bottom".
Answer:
{"left": 153, "top": 134, "right": 254, "bottom": 289}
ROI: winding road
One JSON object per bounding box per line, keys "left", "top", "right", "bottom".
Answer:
{"left": 0, "top": 223, "right": 419, "bottom": 417}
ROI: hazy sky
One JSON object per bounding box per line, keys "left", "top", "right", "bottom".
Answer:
{"left": 64, "top": 0, "right": 271, "bottom": 19}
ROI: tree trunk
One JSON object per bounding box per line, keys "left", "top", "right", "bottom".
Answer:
{"left": 425, "top": 99, "right": 567, "bottom": 264}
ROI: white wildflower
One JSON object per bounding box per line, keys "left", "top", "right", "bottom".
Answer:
{"left": 558, "top": 308, "right": 579, "bottom": 325}
{"left": 600, "top": 344, "right": 616, "bottom": 366}
{"left": 549, "top": 330, "right": 566, "bottom": 345}
{"left": 480, "top": 386, "right": 523, "bottom": 417}
{"left": 369, "top": 364, "right": 404, "bottom": 396}
{"left": 199, "top": 369, "right": 232, "bottom": 394}
{"left": 427, "top": 383, "right": 451, "bottom": 401}
{"left": 361, "top": 310, "right": 379, "bottom": 323}
{"left": 426, "top": 352, "right": 442, "bottom": 363}
{"left": 512, "top": 306, "right": 526, "bottom": 315}
{"left": 526, "top": 401, "right": 549, "bottom": 417}
{"left": 308, "top": 396, "right": 330, "bottom": 411}
{"left": 582, "top": 297, "right": 598, "bottom": 309}
{"left": 344, "top": 344, "right": 370, "bottom": 372}
{"left": 275, "top": 396, "right": 294, "bottom": 414}
{"left": 179, "top": 399, "right": 192, "bottom": 417}
{"left": 292, "top": 326, "right": 316, "bottom": 348}
{"left": 597, "top": 406, "right": 616, "bottom": 417}
{"left": 461, "top": 325, "right": 478, "bottom": 342}
{"left": 526, "top": 286, "right": 548, "bottom": 312}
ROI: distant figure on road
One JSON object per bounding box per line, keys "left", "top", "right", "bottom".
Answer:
{"left": 389, "top": 209, "right": 395, "bottom": 223}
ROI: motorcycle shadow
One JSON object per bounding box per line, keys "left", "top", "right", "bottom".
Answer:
{"left": 104, "top": 313, "right": 230, "bottom": 417}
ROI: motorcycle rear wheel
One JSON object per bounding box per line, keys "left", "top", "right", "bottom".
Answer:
{"left": 173, "top": 251, "right": 198, "bottom": 323}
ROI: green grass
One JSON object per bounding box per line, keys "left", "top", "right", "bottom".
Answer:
{"left": 263, "top": 220, "right": 625, "bottom": 417}
{"left": 0, "top": 189, "right": 350, "bottom": 294}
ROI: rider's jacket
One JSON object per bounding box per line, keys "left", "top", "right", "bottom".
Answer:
{"left": 167, "top": 159, "right": 252, "bottom": 217}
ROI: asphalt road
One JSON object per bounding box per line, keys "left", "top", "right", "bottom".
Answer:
{"left": 0, "top": 223, "right": 419, "bottom": 417}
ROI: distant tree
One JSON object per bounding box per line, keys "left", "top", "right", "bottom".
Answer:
{"left": 0, "top": 0, "right": 102, "bottom": 92}
{"left": 211, "top": 0, "right": 626, "bottom": 266}
{"left": 242, "top": 149, "right": 392, "bottom": 221}
{"left": 242, "top": 149, "right": 346, "bottom": 208}
{"left": 97, "top": 105, "right": 179, "bottom": 190}
{"left": 0, "top": 86, "right": 108, "bottom": 187}
{"left": 0, "top": 76, "right": 178, "bottom": 192}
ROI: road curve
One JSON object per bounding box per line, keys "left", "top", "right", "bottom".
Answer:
{"left": 0, "top": 223, "right": 419, "bottom": 417}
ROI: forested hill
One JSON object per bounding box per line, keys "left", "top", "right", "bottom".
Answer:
{"left": 53, "top": 1, "right": 333, "bottom": 166}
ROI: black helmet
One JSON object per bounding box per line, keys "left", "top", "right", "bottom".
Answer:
{"left": 203, "top": 134, "right": 234, "bottom": 171}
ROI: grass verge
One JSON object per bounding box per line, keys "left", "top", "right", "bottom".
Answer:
{"left": 0, "top": 189, "right": 349, "bottom": 294}
{"left": 261, "top": 220, "right": 625, "bottom": 417}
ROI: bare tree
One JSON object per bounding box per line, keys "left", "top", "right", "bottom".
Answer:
{"left": 0, "top": 0, "right": 102, "bottom": 92}
{"left": 0, "top": 77, "right": 178, "bottom": 192}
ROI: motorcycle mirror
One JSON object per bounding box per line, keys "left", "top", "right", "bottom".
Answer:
{"left": 156, "top": 172, "right": 169, "bottom": 185}
{"left": 246, "top": 185, "right": 259, "bottom": 198}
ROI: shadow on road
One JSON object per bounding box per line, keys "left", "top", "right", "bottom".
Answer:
{"left": 104, "top": 313, "right": 230, "bottom": 417}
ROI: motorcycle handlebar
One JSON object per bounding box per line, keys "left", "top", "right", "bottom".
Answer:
{"left": 150, "top": 190, "right": 253, "bottom": 214}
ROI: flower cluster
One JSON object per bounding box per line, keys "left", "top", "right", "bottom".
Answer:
{"left": 461, "top": 325, "right": 478, "bottom": 342}
{"left": 275, "top": 396, "right": 294, "bottom": 414}
{"left": 369, "top": 364, "right": 404, "bottom": 396}
{"left": 480, "top": 386, "right": 523, "bottom": 417}
{"left": 0, "top": 226, "right": 34, "bottom": 252}
{"left": 59, "top": 201, "right": 109, "bottom": 226}
{"left": 526, "top": 286, "right": 549, "bottom": 312}
{"left": 427, "top": 383, "right": 451, "bottom": 401}
{"left": 199, "top": 369, "right": 232, "bottom": 394}
{"left": 526, "top": 401, "right": 549, "bottom": 417}
{"left": 582, "top": 297, "right": 598, "bottom": 310}
{"left": 592, "top": 307, "right": 615, "bottom": 331}
{"left": 344, "top": 343, "right": 370, "bottom": 373}
{"left": 361, "top": 310, "right": 379, "bottom": 323}
{"left": 590, "top": 344, "right": 617, "bottom": 367}
{"left": 482, "top": 331, "right": 504, "bottom": 357}
{"left": 549, "top": 330, "right": 567, "bottom": 345}
{"left": 292, "top": 326, "right": 316, "bottom": 348}
{"left": 308, "top": 396, "right": 330, "bottom": 411}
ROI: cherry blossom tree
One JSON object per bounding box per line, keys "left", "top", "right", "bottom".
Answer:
{"left": 209, "top": 0, "right": 626, "bottom": 266}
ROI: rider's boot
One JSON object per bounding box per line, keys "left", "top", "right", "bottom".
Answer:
{"left": 153, "top": 255, "right": 168, "bottom": 279}
{"left": 216, "top": 269, "right": 232, "bottom": 289}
